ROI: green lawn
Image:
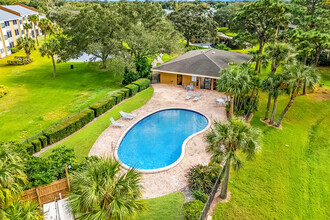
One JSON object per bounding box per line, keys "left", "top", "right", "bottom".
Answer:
{"left": 161, "top": 54, "right": 178, "bottom": 62}
{"left": 40, "top": 87, "right": 154, "bottom": 160}
{"left": 213, "top": 69, "right": 330, "bottom": 219}
{"left": 217, "top": 27, "right": 237, "bottom": 37}
{"left": 0, "top": 47, "right": 123, "bottom": 142}
{"left": 135, "top": 192, "right": 185, "bottom": 220}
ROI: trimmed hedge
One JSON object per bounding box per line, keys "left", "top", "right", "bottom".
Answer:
{"left": 119, "top": 88, "right": 130, "bottom": 99}
{"left": 43, "top": 109, "right": 95, "bottom": 145}
{"left": 125, "top": 84, "right": 139, "bottom": 96}
{"left": 112, "top": 93, "right": 124, "bottom": 104}
{"left": 90, "top": 96, "right": 117, "bottom": 117}
{"left": 25, "top": 143, "right": 35, "bottom": 155}
{"left": 32, "top": 139, "right": 42, "bottom": 152}
{"left": 39, "top": 136, "right": 48, "bottom": 148}
{"left": 132, "top": 78, "right": 150, "bottom": 92}
{"left": 183, "top": 200, "right": 205, "bottom": 220}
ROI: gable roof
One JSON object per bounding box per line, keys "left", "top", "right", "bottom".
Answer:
{"left": 2, "top": 5, "right": 37, "bottom": 16}
{"left": 152, "top": 49, "right": 252, "bottom": 78}
{"left": 0, "top": 8, "right": 21, "bottom": 22}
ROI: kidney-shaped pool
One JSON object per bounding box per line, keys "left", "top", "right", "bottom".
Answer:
{"left": 116, "top": 109, "right": 209, "bottom": 172}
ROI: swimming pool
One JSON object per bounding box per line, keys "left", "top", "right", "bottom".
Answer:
{"left": 116, "top": 109, "right": 209, "bottom": 172}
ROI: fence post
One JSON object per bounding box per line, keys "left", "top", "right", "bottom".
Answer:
{"left": 65, "top": 164, "right": 71, "bottom": 191}
{"left": 35, "top": 187, "right": 41, "bottom": 205}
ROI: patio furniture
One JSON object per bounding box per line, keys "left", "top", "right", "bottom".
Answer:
{"left": 189, "top": 83, "right": 194, "bottom": 90}
{"left": 214, "top": 98, "right": 225, "bottom": 105}
{"left": 110, "top": 117, "right": 124, "bottom": 127}
{"left": 193, "top": 92, "right": 201, "bottom": 101}
{"left": 185, "top": 91, "right": 192, "bottom": 100}
{"left": 120, "top": 110, "right": 136, "bottom": 119}
{"left": 184, "top": 84, "right": 187, "bottom": 90}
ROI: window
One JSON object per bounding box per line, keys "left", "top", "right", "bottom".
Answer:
{"left": 15, "top": 29, "right": 19, "bottom": 35}
{"left": 19, "top": 20, "right": 22, "bottom": 24}
{"left": 13, "top": 20, "right": 17, "bottom": 25}
{"left": 36, "top": 29, "right": 39, "bottom": 36}
{"left": 0, "top": 49, "right": 4, "bottom": 54}
{"left": 23, "top": 17, "right": 25, "bottom": 21}
{"left": 1, "top": 23, "right": 4, "bottom": 28}
{"left": 4, "top": 35, "right": 8, "bottom": 40}
{"left": 7, "top": 31, "right": 12, "bottom": 38}
{"left": 7, "top": 46, "right": 10, "bottom": 52}
{"left": 9, "top": 42, "right": 14, "bottom": 48}
{"left": 21, "top": 30, "right": 24, "bottom": 35}
{"left": 4, "top": 21, "right": 10, "bottom": 27}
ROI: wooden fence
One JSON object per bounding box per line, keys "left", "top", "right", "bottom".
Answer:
{"left": 21, "top": 178, "right": 70, "bottom": 205}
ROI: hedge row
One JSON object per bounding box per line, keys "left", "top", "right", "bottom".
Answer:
{"left": 43, "top": 109, "right": 95, "bottom": 145}
{"left": 22, "top": 78, "right": 151, "bottom": 155}
{"left": 132, "top": 78, "right": 150, "bottom": 92}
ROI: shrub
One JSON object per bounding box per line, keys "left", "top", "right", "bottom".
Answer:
{"left": 112, "top": 93, "right": 124, "bottom": 104}
{"left": 122, "top": 68, "right": 138, "bottom": 85}
{"left": 132, "top": 78, "right": 150, "bottom": 92}
{"left": 215, "top": 43, "right": 230, "bottom": 51}
{"left": 183, "top": 200, "right": 204, "bottom": 220}
{"left": 118, "top": 88, "right": 130, "bottom": 99}
{"left": 186, "top": 164, "right": 221, "bottom": 194}
{"left": 25, "top": 143, "right": 35, "bottom": 155}
{"left": 43, "top": 109, "right": 95, "bottom": 144}
{"left": 192, "top": 189, "right": 208, "bottom": 203}
{"left": 125, "top": 84, "right": 139, "bottom": 96}
{"left": 39, "top": 136, "right": 48, "bottom": 148}
{"left": 0, "top": 85, "right": 9, "bottom": 98}
{"left": 10, "top": 46, "right": 19, "bottom": 53}
{"left": 90, "top": 95, "right": 116, "bottom": 117}
{"left": 31, "top": 139, "right": 42, "bottom": 153}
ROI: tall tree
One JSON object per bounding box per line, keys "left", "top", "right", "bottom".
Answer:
{"left": 28, "top": 14, "right": 40, "bottom": 46}
{"left": 217, "top": 63, "right": 251, "bottom": 118}
{"left": 276, "top": 64, "right": 320, "bottom": 127}
{"left": 38, "top": 18, "right": 52, "bottom": 41}
{"left": 69, "top": 158, "right": 145, "bottom": 219}
{"left": 213, "top": 2, "right": 245, "bottom": 28}
{"left": 233, "top": 0, "right": 288, "bottom": 70}
{"left": 206, "top": 117, "right": 261, "bottom": 199}
{"left": 16, "top": 37, "right": 36, "bottom": 60}
{"left": 168, "top": 3, "right": 217, "bottom": 47}
{"left": 23, "top": 23, "right": 32, "bottom": 37}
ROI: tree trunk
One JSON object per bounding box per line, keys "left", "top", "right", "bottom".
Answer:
{"left": 275, "top": 25, "right": 280, "bottom": 39}
{"left": 34, "top": 25, "right": 39, "bottom": 46}
{"left": 186, "top": 37, "right": 190, "bottom": 47}
{"left": 229, "top": 95, "right": 234, "bottom": 118}
{"left": 270, "top": 93, "right": 278, "bottom": 124}
{"left": 51, "top": 56, "right": 56, "bottom": 78}
{"left": 303, "top": 81, "right": 306, "bottom": 95}
{"left": 264, "top": 93, "right": 272, "bottom": 120}
{"left": 302, "top": 54, "right": 307, "bottom": 65}
{"left": 245, "top": 89, "right": 258, "bottom": 121}
{"left": 314, "top": 46, "right": 321, "bottom": 67}
{"left": 276, "top": 88, "right": 297, "bottom": 127}
{"left": 220, "top": 157, "right": 231, "bottom": 199}
{"left": 26, "top": 51, "right": 30, "bottom": 60}
{"left": 255, "top": 40, "right": 264, "bottom": 72}
{"left": 44, "top": 32, "right": 46, "bottom": 42}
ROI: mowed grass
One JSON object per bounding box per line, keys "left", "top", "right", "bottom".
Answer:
{"left": 0, "top": 47, "right": 123, "bottom": 142}
{"left": 40, "top": 87, "right": 154, "bottom": 160}
{"left": 135, "top": 192, "right": 185, "bottom": 220}
{"left": 213, "top": 68, "right": 330, "bottom": 219}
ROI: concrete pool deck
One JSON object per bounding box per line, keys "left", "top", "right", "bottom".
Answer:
{"left": 88, "top": 84, "right": 227, "bottom": 199}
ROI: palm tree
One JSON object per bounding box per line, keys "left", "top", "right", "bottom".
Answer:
{"left": 39, "top": 18, "right": 52, "bottom": 41}
{"left": 275, "top": 64, "right": 320, "bottom": 127}
{"left": 206, "top": 117, "right": 261, "bottom": 199}
{"left": 68, "top": 158, "right": 145, "bottom": 220}
{"left": 16, "top": 37, "right": 36, "bottom": 60}
{"left": 264, "top": 43, "right": 295, "bottom": 74}
{"left": 261, "top": 73, "right": 277, "bottom": 121}
{"left": 23, "top": 23, "right": 32, "bottom": 37}
{"left": 217, "top": 63, "right": 251, "bottom": 118}
{"left": 28, "top": 15, "right": 40, "bottom": 46}
{"left": 0, "top": 147, "right": 28, "bottom": 209}
{"left": 0, "top": 200, "right": 43, "bottom": 220}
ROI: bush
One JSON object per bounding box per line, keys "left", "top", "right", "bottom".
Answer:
{"left": 125, "top": 84, "right": 139, "bottom": 96}
{"left": 118, "top": 88, "right": 130, "bottom": 99}
{"left": 112, "top": 92, "right": 124, "bottom": 104}
{"left": 192, "top": 190, "right": 208, "bottom": 203}
{"left": 43, "top": 109, "right": 95, "bottom": 144}
{"left": 39, "top": 136, "right": 48, "bottom": 148}
{"left": 183, "top": 200, "right": 204, "bottom": 220}
{"left": 10, "top": 46, "right": 19, "bottom": 53}
{"left": 186, "top": 164, "right": 221, "bottom": 194}
{"left": 122, "top": 68, "right": 138, "bottom": 85}
{"left": 0, "top": 85, "right": 9, "bottom": 98}
{"left": 90, "top": 95, "right": 116, "bottom": 117}
{"left": 31, "top": 139, "right": 42, "bottom": 153}
{"left": 25, "top": 143, "right": 35, "bottom": 155}
{"left": 215, "top": 43, "right": 230, "bottom": 51}
{"left": 132, "top": 78, "right": 150, "bottom": 92}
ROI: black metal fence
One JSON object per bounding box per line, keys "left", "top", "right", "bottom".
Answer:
{"left": 199, "top": 165, "right": 225, "bottom": 220}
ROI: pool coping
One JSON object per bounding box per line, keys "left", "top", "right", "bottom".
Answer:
{"left": 114, "top": 107, "right": 211, "bottom": 174}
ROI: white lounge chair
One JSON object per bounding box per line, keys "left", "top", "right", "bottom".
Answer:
{"left": 120, "top": 110, "right": 136, "bottom": 119}
{"left": 193, "top": 92, "right": 201, "bottom": 101}
{"left": 110, "top": 117, "right": 124, "bottom": 127}
{"left": 185, "top": 91, "right": 192, "bottom": 100}
{"left": 214, "top": 98, "right": 225, "bottom": 105}
{"left": 190, "top": 83, "right": 194, "bottom": 90}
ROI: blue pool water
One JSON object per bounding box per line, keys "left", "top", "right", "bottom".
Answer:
{"left": 117, "top": 109, "right": 208, "bottom": 170}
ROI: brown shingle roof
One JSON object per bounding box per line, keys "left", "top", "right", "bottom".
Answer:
{"left": 152, "top": 49, "right": 252, "bottom": 78}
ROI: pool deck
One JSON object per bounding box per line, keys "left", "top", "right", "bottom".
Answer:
{"left": 89, "top": 84, "right": 227, "bottom": 199}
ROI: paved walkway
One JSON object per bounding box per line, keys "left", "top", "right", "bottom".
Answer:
{"left": 89, "top": 84, "right": 227, "bottom": 199}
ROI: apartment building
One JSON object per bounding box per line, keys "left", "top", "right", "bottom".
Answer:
{"left": 0, "top": 3, "right": 43, "bottom": 59}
